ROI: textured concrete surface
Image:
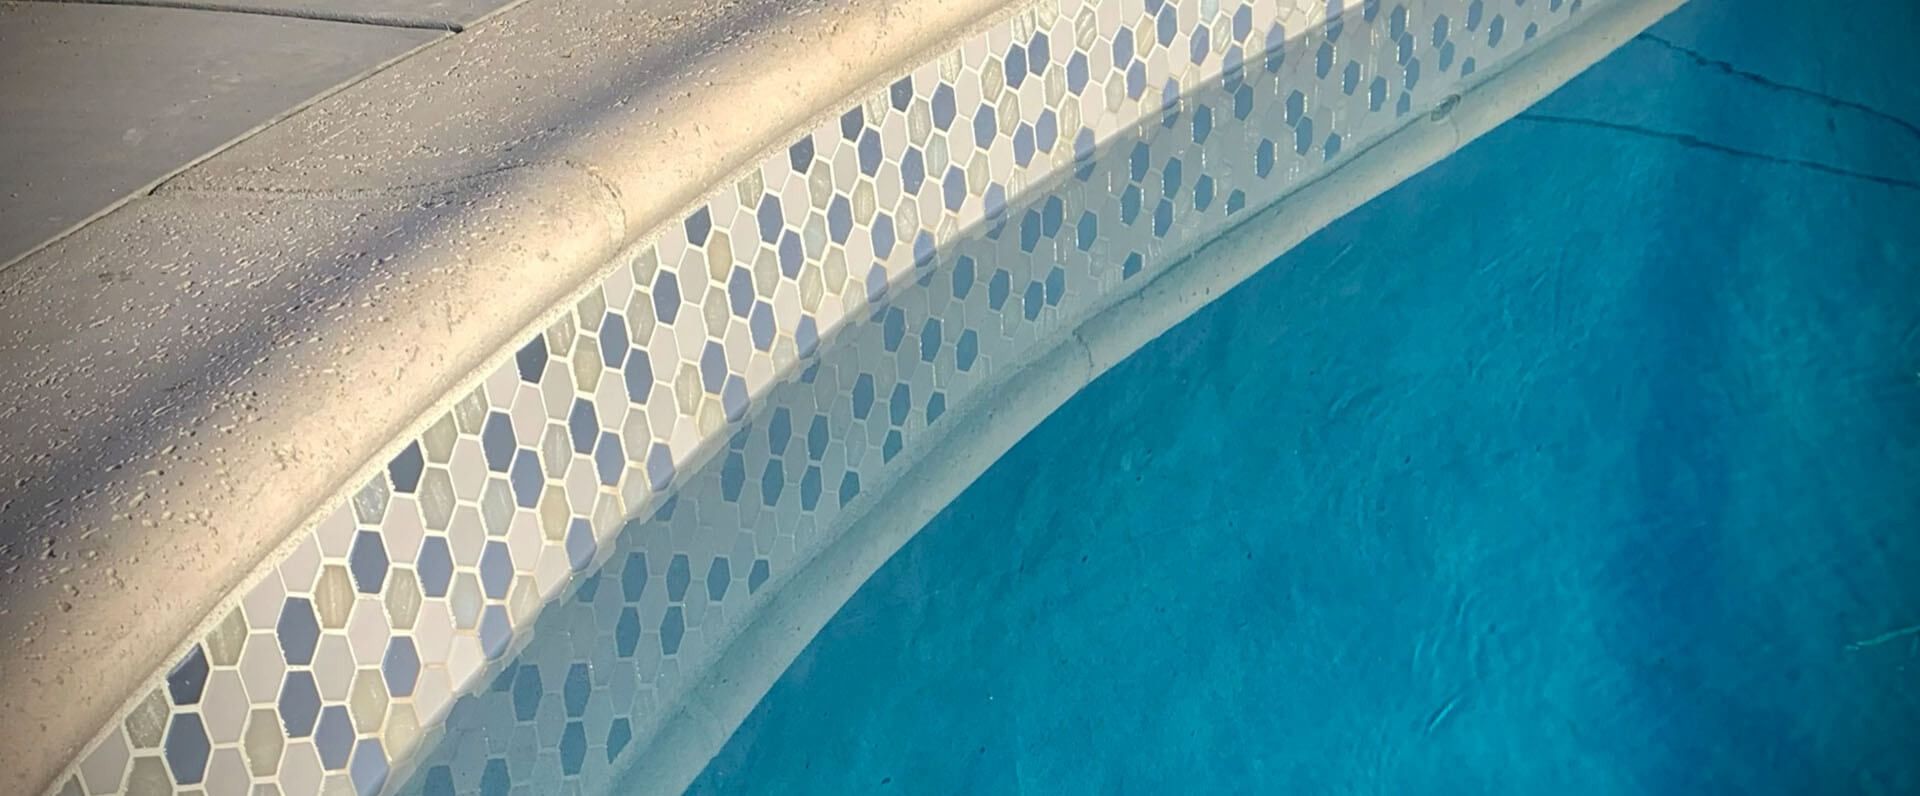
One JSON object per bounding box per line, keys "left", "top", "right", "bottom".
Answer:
{"left": 0, "top": 3, "right": 440, "bottom": 265}
{"left": 0, "top": 0, "right": 1010, "bottom": 791}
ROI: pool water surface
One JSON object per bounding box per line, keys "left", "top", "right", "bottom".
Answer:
{"left": 688, "top": 1, "right": 1920, "bottom": 792}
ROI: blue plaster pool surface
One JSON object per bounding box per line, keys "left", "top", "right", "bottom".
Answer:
{"left": 688, "top": 2, "right": 1920, "bottom": 792}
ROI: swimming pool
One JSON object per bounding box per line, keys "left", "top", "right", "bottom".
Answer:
{"left": 688, "top": 1, "right": 1920, "bottom": 792}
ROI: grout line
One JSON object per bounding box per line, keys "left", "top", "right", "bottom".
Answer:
{"left": 12, "top": 0, "right": 464, "bottom": 31}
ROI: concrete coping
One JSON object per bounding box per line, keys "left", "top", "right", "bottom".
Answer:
{"left": 0, "top": 0, "right": 1015, "bottom": 788}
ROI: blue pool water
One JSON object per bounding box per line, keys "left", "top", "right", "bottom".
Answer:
{"left": 691, "top": 2, "right": 1920, "bottom": 793}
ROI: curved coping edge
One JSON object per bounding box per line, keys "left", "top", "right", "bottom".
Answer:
{"left": 3, "top": 0, "right": 1020, "bottom": 790}
{"left": 625, "top": 0, "right": 1683, "bottom": 790}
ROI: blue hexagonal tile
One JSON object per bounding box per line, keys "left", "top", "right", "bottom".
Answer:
{"left": 720, "top": 451, "right": 747, "bottom": 502}
{"left": 277, "top": 597, "right": 320, "bottom": 665}
{"left": 482, "top": 411, "right": 515, "bottom": 472}
{"left": 749, "top": 559, "right": 771, "bottom": 593}
{"left": 279, "top": 670, "right": 321, "bottom": 737}
{"left": 424, "top": 767, "right": 456, "bottom": 796}
{"left": 683, "top": 207, "right": 712, "bottom": 246}
{"left": 167, "top": 645, "right": 209, "bottom": 706}
{"left": 560, "top": 721, "right": 588, "bottom": 776}
{"left": 931, "top": 83, "right": 956, "bottom": 130}
{"left": 807, "top": 415, "right": 829, "bottom": 461}
{"left": 1005, "top": 43, "right": 1028, "bottom": 88}
{"left": 646, "top": 442, "right": 675, "bottom": 490}
{"left": 418, "top": 536, "right": 453, "bottom": 598}
{"left": 788, "top": 136, "right": 813, "bottom": 173}
{"left": 568, "top": 399, "right": 598, "bottom": 454}
{"left": 827, "top": 195, "right": 852, "bottom": 243}
{"left": 851, "top": 374, "right": 875, "bottom": 420}
{"left": 315, "top": 705, "right": 353, "bottom": 770}
{"left": 920, "top": 318, "right": 942, "bottom": 362}
{"left": 760, "top": 460, "right": 784, "bottom": 507}
{"left": 749, "top": 301, "right": 776, "bottom": 351}
{"left": 595, "top": 432, "right": 624, "bottom": 486}
{"left": 889, "top": 384, "right": 910, "bottom": 427}
{"left": 515, "top": 336, "right": 547, "bottom": 383}
{"left": 600, "top": 313, "right": 629, "bottom": 368}
{"left": 666, "top": 554, "right": 691, "bottom": 602}
{"left": 800, "top": 466, "right": 823, "bottom": 511}
{"left": 888, "top": 75, "right": 913, "bottom": 110}
{"left": 901, "top": 147, "right": 926, "bottom": 194}
{"left": 479, "top": 541, "right": 512, "bottom": 600}
{"left": 563, "top": 662, "right": 591, "bottom": 718}
{"left": 839, "top": 471, "right": 862, "bottom": 506}
{"left": 779, "top": 230, "right": 803, "bottom": 278}
{"left": 987, "top": 269, "right": 1010, "bottom": 311}
{"left": 857, "top": 128, "right": 882, "bottom": 176}
{"left": 699, "top": 342, "right": 727, "bottom": 393}
{"left": 164, "top": 713, "right": 210, "bottom": 784}
{"left": 624, "top": 348, "right": 653, "bottom": 404}
{"left": 708, "top": 557, "right": 731, "bottom": 603}
{"left": 480, "top": 757, "right": 511, "bottom": 796}
{"left": 389, "top": 442, "right": 425, "bottom": 494}
{"left": 973, "top": 103, "right": 996, "bottom": 149}
{"left": 480, "top": 605, "right": 512, "bottom": 659}
{"left": 383, "top": 637, "right": 419, "bottom": 698}
{"left": 511, "top": 665, "right": 541, "bottom": 722}
{"left": 616, "top": 607, "right": 642, "bottom": 657}
{"left": 607, "top": 718, "right": 634, "bottom": 762}
{"left": 652, "top": 270, "right": 681, "bottom": 325}
{"left": 346, "top": 530, "right": 388, "bottom": 593}
{"left": 943, "top": 166, "right": 967, "bottom": 211}
{"left": 615, "top": 555, "right": 647, "bottom": 605}
{"left": 566, "top": 519, "right": 596, "bottom": 572}
{"left": 509, "top": 449, "right": 543, "bottom": 509}
{"left": 956, "top": 329, "right": 979, "bottom": 371}
{"left": 660, "top": 606, "right": 685, "bottom": 656}
{"left": 350, "top": 739, "right": 389, "bottom": 796}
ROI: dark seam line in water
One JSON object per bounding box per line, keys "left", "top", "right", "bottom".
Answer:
{"left": 1515, "top": 113, "right": 1920, "bottom": 192}
{"left": 1635, "top": 33, "right": 1920, "bottom": 142}
{"left": 16, "top": 0, "right": 463, "bottom": 31}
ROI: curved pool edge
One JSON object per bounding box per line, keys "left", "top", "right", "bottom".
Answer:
{"left": 7, "top": 0, "right": 1682, "bottom": 792}
{"left": 628, "top": 0, "right": 1682, "bottom": 789}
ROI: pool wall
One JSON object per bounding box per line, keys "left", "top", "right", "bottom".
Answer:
{"left": 13, "top": 0, "right": 1679, "bottom": 793}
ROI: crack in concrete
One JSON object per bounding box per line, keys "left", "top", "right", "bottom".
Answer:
{"left": 16, "top": 0, "right": 465, "bottom": 31}
{"left": 1636, "top": 33, "right": 1920, "bottom": 141}
{"left": 1517, "top": 112, "right": 1920, "bottom": 192}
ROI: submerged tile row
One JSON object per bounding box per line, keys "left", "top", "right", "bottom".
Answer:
{"left": 55, "top": 0, "right": 1588, "bottom": 793}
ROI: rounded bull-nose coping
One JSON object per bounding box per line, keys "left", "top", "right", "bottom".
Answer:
{"left": 0, "top": 0, "right": 1015, "bottom": 790}
{"left": 9, "top": 0, "right": 1681, "bottom": 793}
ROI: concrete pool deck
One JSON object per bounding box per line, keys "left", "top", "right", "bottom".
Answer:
{"left": 0, "top": 0, "right": 1682, "bottom": 793}
{"left": 1, "top": 0, "right": 1008, "bottom": 789}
